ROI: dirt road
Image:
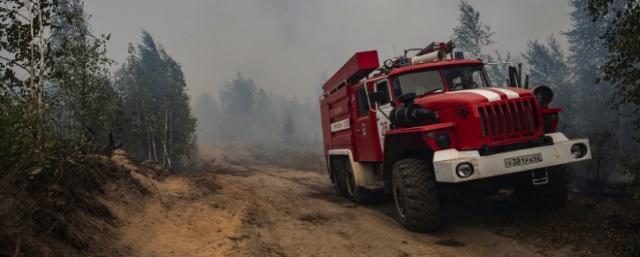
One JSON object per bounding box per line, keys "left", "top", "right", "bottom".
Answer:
{"left": 111, "top": 162, "right": 579, "bottom": 257}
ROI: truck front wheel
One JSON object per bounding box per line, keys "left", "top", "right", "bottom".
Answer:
{"left": 392, "top": 158, "right": 441, "bottom": 232}
{"left": 515, "top": 167, "right": 568, "bottom": 210}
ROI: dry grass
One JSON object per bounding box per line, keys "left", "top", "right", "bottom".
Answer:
{"left": 0, "top": 151, "right": 156, "bottom": 257}
{"left": 247, "top": 145, "right": 325, "bottom": 173}
{"left": 196, "top": 143, "right": 325, "bottom": 173}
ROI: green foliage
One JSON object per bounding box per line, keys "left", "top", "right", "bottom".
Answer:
{"left": 0, "top": 0, "right": 119, "bottom": 158}
{"left": 48, "top": 0, "right": 121, "bottom": 151}
{"left": 588, "top": 0, "right": 640, "bottom": 131}
{"left": 0, "top": 0, "right": 60, "bottom": 150}
{"left": 0, "top": 100, "right": 34, "bottom": 171}
{"left": 587, "top": 0, "right": 640, "bottom": 197}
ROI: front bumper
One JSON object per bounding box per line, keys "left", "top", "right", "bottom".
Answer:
{"left": 433, "top": 133, "right": 591, "bottom": 183}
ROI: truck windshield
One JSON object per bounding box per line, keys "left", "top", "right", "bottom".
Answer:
{"left": 392, "top": 65, "right": 491, "bottom": 97}
{"left": 442, "top": 65, "right": 490, "bottom": 91}
{"left": 392, "top": 70, "right": 444, "bottom": 97}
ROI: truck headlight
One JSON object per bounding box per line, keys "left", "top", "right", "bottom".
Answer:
{"left": 570, "top": 143, "right": 588, "bottom": 158}
{"left": 456, "top": 162, "right": 474, "bottom": 178}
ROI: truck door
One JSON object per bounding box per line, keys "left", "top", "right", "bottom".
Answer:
{"left": 374, "top": 79, "right": 393, "bottom": 150}
{"left": 353, "top": 83, "right": 382, "bottom": 161}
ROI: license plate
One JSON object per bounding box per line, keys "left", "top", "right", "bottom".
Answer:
{"left": 504, "top": 153, "right": 543, "bottom": 168}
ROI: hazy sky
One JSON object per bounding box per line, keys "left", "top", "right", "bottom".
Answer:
{"left": 85, "top": 0, "right": 573, "bottom": 99}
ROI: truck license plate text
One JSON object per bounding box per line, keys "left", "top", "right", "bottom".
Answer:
{"left": 504, "top": 153, "right": 543, "bottom": 168}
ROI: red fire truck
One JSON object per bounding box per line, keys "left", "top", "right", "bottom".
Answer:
{"left": 319, "top": 42, "right": 591, "bottom": 232}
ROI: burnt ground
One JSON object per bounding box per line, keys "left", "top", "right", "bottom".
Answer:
{"left": 3, "top": 145, "right": 638, "bottom": 257}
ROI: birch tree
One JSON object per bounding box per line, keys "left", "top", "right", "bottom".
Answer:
{"left": 0, "top": 0, "right": 57, "bottom": 150}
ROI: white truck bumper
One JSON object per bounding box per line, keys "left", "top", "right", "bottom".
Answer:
{"left": 433, "top": 133, "right": 591, "bottom": 183}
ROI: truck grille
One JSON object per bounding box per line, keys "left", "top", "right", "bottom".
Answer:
{"left": 478, "top": 98, "right": 540, "bottom": 138}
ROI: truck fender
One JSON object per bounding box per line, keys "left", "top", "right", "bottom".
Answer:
{"left": 382, "top": 134, "right": 434, "bottom": 193}
{"left": 328, "top": 149, "right": 382, "bottom": 190}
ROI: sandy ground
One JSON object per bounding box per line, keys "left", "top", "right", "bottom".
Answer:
{"left": 111, "top": 161, "right": 579, "bottom": 257}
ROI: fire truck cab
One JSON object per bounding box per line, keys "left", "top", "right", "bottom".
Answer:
{"left": 319, "top": 42, "right": 591, "bottom": 232}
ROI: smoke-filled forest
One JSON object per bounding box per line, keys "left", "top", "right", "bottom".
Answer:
{"left": 191, "top": 0, "right": 640, "bottom": 195}
{"left": 1, "top": 0, "right": 640, "bottom": 257}
{"left": 193, "top": 74, "right": 321, "bottom": 147}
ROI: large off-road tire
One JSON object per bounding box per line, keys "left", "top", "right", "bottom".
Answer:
{"left": 345, "top": 163, "right": 382, "bottom": 205}
{"left": 332, "top": 158, "right": 350, "bottom": 198}
{"left": 516, "top": 167, "right": 568, "bottom": 210}
{"left": 392, "top": 158, "right": 441, "bottom": 232}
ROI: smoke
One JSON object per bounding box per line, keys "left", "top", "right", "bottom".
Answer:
{"left": 85, "top": 0, "right": 573, "bottom": 100}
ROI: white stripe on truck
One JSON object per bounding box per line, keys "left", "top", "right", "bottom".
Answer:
{"left": 490, "top": 88, "right": 520, "bottom": 99}
{"left": 446, "top": 89, "right": 501, "bottom": 102}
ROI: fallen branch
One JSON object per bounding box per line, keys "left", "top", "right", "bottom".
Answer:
{"left": 13, "top": 236, "right": 20, "bottom": 257}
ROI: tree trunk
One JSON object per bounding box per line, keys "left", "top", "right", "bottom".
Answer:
{"left": 36, "top": 0, "right": 46, "bottom": 150}
{"left": 162, "top": 105, "right": 172, "bottom": 168}
{"left": 27, "top": 1, "right": 39, "bottom": 149}
{"left": 168, "top": 109, "right": 173, "bottom": 168}
{"left": 152, "top": 136, "right": 159, "bottom": 162}
{"left": 147, "top": 124, "right": 158, "bottom": 162}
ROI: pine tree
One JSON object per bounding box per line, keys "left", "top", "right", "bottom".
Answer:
{"left": 522, "top": 36, "right": 572, "bottom": 110}
{"left": 115, "top": 31, "right": 196, "bottom": 168}
{"left": 565, "top": 0, "right": 618, "bottom": 134}
{"left": 484, "top": 51, "right": 512, "bottom": 86}
{"left": 219, "top": 73, "right": 258, "bottom": 141}
{"left": 451, "top": 0, "right": 512, "bottom": 86}
{"left": 451, "top": 0, "right": 494, "bottom": 59}
{"left": 565, "top": 0, "right": 629, "bottom": 194}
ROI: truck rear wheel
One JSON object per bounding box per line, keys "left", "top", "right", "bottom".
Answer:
{"left": 332, "top": 158, "right": 350, "bottom": 198}
{"left": 392, "top": 158, "right": 441, "bottom": 232}
{"left": 516, "top": 167, "right": 568, "bottom": 210}
{"left": 345, "top": 163, "right": 382, "bottom": 205}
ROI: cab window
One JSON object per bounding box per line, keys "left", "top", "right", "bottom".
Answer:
{"left": 442, "top": 65, "right": 490, "bottom": 91}
{"left": 375, "top": 80, "right": 391, "bottom": 105}
{"left": 356, "top": 88, "right": 368, "bottom": 117}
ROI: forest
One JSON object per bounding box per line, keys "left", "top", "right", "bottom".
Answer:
{"left": 1, "top": 0, "right": 639, "bottom": 256}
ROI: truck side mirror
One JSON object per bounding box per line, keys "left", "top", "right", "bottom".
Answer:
{"left": 397, "top": 92, "right": 417, "bottom": 105}
{"left": 369, "top": 91, "right": 389, "bottom": 105}
{"left": 508, "top": 66, "right": 521, "bottom": 87}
